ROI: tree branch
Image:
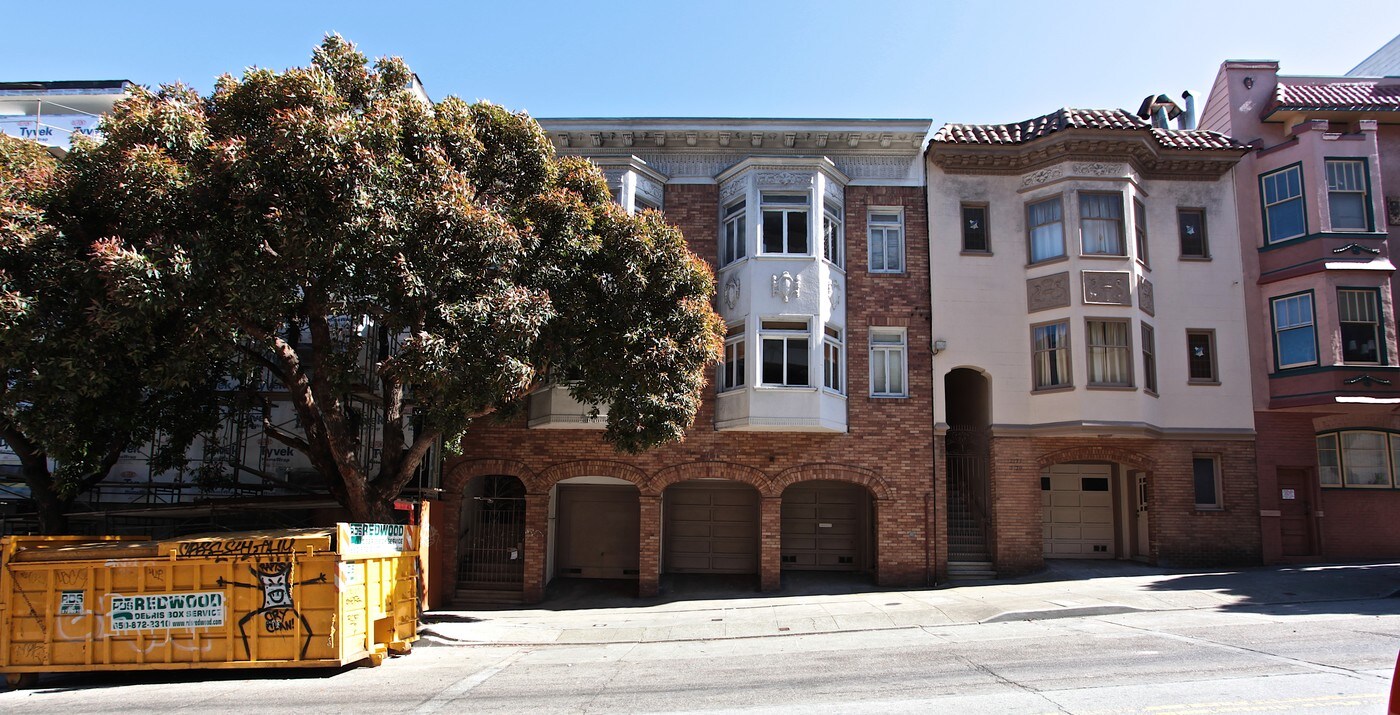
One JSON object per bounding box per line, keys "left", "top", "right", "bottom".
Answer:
{"left": 371, "top": 427, "right": 441, "bottom": 502}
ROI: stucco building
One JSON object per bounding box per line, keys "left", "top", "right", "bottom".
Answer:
{"left": 925, "top": 106, "right": 1261, "bottom": 578}
{"left": 1199, "top": 60, "right": 1400, "bottom": 563}
{"left": 438, "top": 119, "right": 934, "bottom": 605}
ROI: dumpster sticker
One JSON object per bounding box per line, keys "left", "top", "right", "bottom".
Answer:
{"left": 59, "top": 590, "right": 85, "bottom": 615}
{"left": 218, "top": 562, "right": 327, "bottom": 659}
{"left": 177, "top": 537, "right": 297, "bottom": 562}
{"left": 109, "top": 592, "right": 226, "bottom": 631}
{"left": 344, "top": 523, "right": 407, "bottom": 554}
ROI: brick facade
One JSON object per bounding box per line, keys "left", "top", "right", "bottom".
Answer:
{"left": 436, "top": 183, "right": 937, "bottom": 606}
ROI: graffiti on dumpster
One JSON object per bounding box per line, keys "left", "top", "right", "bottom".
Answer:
{"left": 218, "top": 562, "right": 327, "bottom": 659}
{"left": 177, "top": 538, "right": 297, "bottom": 562}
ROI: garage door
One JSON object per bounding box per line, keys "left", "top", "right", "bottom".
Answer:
{"left": 664, "top": 482, "right": 759, "bottom": 574}
{"left": 781, "top": 482, "right": 867, "bottom": 571}
{"left": 556, "top": 485, "right": 640, "bottom": 579}
{"left": 1042, "top": 464, "right": 1115, "bottom": 559}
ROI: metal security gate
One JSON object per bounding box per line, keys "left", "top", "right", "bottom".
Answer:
{"left": 459, "top": 475, "right": 526, "bottom": 589}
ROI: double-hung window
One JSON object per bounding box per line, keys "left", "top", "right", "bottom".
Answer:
{"left": 1081, "top": 192, "right": 1126, "bottom": 256}
{"left": 1192, "top": 456, "right": 1222, "bottom": 509}
{"left": 1141, "top": 323, "right": 1157, "bottom": 394}
{"left": 1187, "top": 329, "right": 1218, "bottom": 383}
{"left": 962, "top": 203, "right": 989, "bottom": 253}
{"left": 1261, "top": 165, "right": 1306, "bottom": 243}
{"left": 720, "top": 323, "right": 745, "bottom": 392}
{"left": 1178, "top": 208, "right": 1209, "bottom": 258}
{"left": 1032, "top": 321, "right": 1071, "bottom": 390}
{"left": 1338, "top": 288, "right": 1381, "bottom": 364}
{"left": 1326, "top": 159, "right": 1369, "bottom": 231}
{"left": 823, "top": 201, "right": 843, "bottom": 267}
{"left": 822, "top": 325, "right": 843, "bottom": 393}
{"left": 761, "top": 193, "right": 809, "bottom": 254}
{"left": 868, "top": 209, "right": 904, "bottom": 273}
{"left": 1026, "top": 197, "right": 1065, "bottom": 263}
{"left": 1086, "top": 319, "right": 1132, "bottom": 387}
{"left": 1271, "top": 293, "right": 1318, "bottom": 369}
{"left": 721, "top": 200, "right": 746, "bottom": 266}
{"left": 1317, "top": 431, "right": 1399, "bottom": 487}
{"left": 1133, "top": 198, "right": 1149, "bottom": 265}
{"left": 869, "top": 328, "right": 907, "bottom": 397}
{"left": 760, "top": 319, "right": 810, "bottom": 387}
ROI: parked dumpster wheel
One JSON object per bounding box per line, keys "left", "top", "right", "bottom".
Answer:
{"left": 5, "top": 673, "right": 39, "bottom": 690}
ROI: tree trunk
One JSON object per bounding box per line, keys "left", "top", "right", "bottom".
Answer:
{"left": 27, "top": 469, "right": 70, "bottom": 535}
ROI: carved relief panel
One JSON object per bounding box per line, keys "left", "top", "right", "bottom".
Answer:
{"left": 1137, "top": 276, "right": 1155, "bottom": 316}
{"left": 1027, "top": 272, "right": 1071, "bottom": 313}
{"left": 1081, "top": 271, "right": 1132, "bottom": 306}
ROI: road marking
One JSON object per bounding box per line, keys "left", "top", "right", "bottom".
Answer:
{"left": 413, "top": 649, "right": 527, "bottom": 713}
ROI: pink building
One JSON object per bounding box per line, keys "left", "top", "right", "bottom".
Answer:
{"left": 1200, "top": 61, "right": 1400, "bottom": 563}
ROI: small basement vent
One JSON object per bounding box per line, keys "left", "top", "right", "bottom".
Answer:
{"left": 781, "top": 555, "right": 798, "bottom": 563}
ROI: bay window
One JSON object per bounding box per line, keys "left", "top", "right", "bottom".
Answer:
{"left": 761, "top": 193, "right": 809, "bottom": 255}
{"left": 760, "top": 319, "right": 810, "bottom": 387}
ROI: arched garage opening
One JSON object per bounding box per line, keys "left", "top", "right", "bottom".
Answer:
{"left": 663, "top": 480, "right": 760, "bottom": 576}
{"left": 551, "top": 477, "right": 640, "bottom": 582}
{"left": 780, "top": 480, "right": 874, "bottom": 575}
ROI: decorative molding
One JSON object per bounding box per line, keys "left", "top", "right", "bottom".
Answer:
{"left": 1070, "top": 161, "right": 1125, "bottom": 177}
{"left": 1344, "top": 374, "right": 1392, "bottom": 386}
{"left": 724, "top": 274, "right": 741, "bottom": 310}
{"left": 719, "top": 175, "right": 749, "bottom": 203}
{"left": 1137, "top": 276, "right": 1155, "bottom": 316}
{"left": 772, "top": 271, "right": 801, "bottom": 303}
{"left": 823, "top": 176, "right": 844, "bottom": 204}
{"left": 755, "top": 170, "right": 815, "bottom": 188}
{"left": 1081, "top": 271, "right": 1131, "bottom": 306}
{"left": 1020, "top": 166, "right": 1064, "bottom": 189}
{"left": 1332, "top": 242, "right": 1382, "bottom": 255}
{"left": 828, "top": 156, "right": 918, "bottom": 181}
{"left": 635, "top": 174, "right": 664, "bottom": 207}
{"left": 930, "top": 136, "right": 1244, "bottom": 181}
{"left": 829, "top": 278, "right": 841, "bottom": 309}
{"left": 1026, "top": 272, "right": 1070, "bottom": 312}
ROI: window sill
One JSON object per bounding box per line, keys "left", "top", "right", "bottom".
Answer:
{"left": 824, "top": 260, "right": 846, "bottom": 275}
{"left": 717, "top": 388, "right": 745, "bottom": 397}
{"left": 1325, "top": 483, "right": 1396, "bottom": 489}
{"left": 960, "top": 250, "right": 993, "bottom": 257}
{"left": 1187, "top": 379, "right": 1221, "bottom": 386}
{"left": 755, "top": 385, "right": 819, "bottom": 393}
{"left": 868, "top": 394, "right": 909, "bottom": 400}
{"left": 1136, "top": 259, "right": 1151, "bottom": 272}
{"left": 1026, "top": 256, "right": 1069, "bottom": 269}
{"left": 1031, "top": 385, "right": 1074, "bottom": 395}
{"left": 1079, "top": 253, "right": 1130, "bottom": 261}
{"left": 1275, "top": 363, "right": 1320, "bottom": 372}
{"left": 1193, "top": 506, "right": 1226, "bottom": 513}
{"left": 1087, "top": 384, "right": 1137, "bottom": 391}
{"left": 821, "top": 388, "right": 848, "bottom": 400}
{"left": 1179, "top": 255, "right": 1213, "bottom": 262}
{"left": 1144, "top": 388, "right": 1159, "bottom": 398}
{"left": 868, "top": 269, "right": 906, "bottom": 276}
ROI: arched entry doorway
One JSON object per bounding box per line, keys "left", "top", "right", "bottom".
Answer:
{"left": 458, "top": 475, "right": 527, "bottom": 593}
{"left": 945, "top": 368, "right": 991, "bottom": 569}
{"left": 780, "top": 480, "right": 873, "bottom": 573}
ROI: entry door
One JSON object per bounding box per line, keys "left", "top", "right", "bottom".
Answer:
{"left": 1278, "top": 468, "right": 1317, "bottom": 558}
{"left": 781, "top": 482, "right": 867, "bottom": 571}
{"left": 1041, "top": 464, "right": 1115, "bottom": 559}
{"left": 1133, "top": 472, "right": 1150, "bottom": 559}
{"left": 556, "top": 485, "right": 640, "bottom": 579}
{"left": 664, "top": 482, "right": 759, "bottom": 574}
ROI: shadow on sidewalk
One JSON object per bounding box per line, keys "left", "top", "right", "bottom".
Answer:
{"left": 1140, "top": 562, "right": 1400, "bottom": 614}
{"left": 521, "top": 571, "right": 899, "bottom": 612}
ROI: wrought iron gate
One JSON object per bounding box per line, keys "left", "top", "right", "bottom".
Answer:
{"left": 946, "top": 426, "right": 990, "bottom": 556}
{"left": 459, "top": 476, "right": 526, "bottom": 590}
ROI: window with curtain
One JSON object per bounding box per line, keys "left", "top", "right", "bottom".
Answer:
{"left": 1133, "top": 198, "right": 1148, "bottom": 265}
{"left": 1032, "top": 321, "right": 1070, "bottom": 390}
{"left": 1141, "top": 323, "right": 1157, "bottom": 394}
{"left": 1316, "top": 431, "right": 1400, "bottom": 488}
{"left": 1081, "top": 192, "right": 1126, "bottom": 256}
{"left": 1026, "top": 197, "right": 1064, "bottom": 263}
{"left": 1086, "top": 319, "right": 1132, "bottom": 386}
{"left": 1338, "top": 289, "right": 1380, "bottom": 364}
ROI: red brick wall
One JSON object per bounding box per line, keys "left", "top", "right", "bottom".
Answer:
{"left": 1320, "top": 489, "right": 1400, "bottom": 560}
{"left": 986, "top": 434, "right": 1261, "bottom": 574}
{"left": 436, "top": 183, "right": 937, "bottom": 604}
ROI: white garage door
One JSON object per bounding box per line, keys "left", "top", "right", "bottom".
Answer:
{"left": 1041, "top": 464, "right": 1115, "bottom": 559}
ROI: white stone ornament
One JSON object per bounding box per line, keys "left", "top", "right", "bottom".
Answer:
{"left": 772, "top": 272, "right": 801, "bottom": 303}
{"left": 724, "top": 275, "right": 741, "bottom": 310}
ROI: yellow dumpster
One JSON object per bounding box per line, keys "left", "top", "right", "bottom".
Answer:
{"left": 0, "top": 522, "right": 421, "bottom": 688}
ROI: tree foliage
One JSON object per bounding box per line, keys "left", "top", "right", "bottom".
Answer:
{"left": 54, "top": 35, "right": 723, "bottom": 521}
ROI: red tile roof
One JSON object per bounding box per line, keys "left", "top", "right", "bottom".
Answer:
{"left": 932, "top": 108, "right": 1242, "bottom": 151}
{"left": 1268, "top": 81, "right": 1400, "bottom": 113}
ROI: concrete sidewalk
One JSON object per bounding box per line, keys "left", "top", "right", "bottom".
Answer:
{"left": 418, "top": 560, "right": 1400, "bottom": 646}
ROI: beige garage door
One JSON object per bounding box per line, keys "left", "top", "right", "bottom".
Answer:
{"left": 781, "top": 481, "right": 867, "bottom": 571}
{"left": 1041, "top": 464, "right": 1115, "bottom": 559}
{"left": 664, "top": 482, "right": 759, "bottom": 574}
{"left": 556, "top": 484, "right": 640, "bottom": 579}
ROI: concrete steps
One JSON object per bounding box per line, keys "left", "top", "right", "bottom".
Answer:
{"left": 946, "top": 560, "right": 997, "bottom": 580}
{"left": 453, "top": 585, "right": 526, "bottom": 607}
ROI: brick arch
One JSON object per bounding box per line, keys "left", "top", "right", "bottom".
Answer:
{"left": 1036, "top": 446, "right": 1156, "bottom": 471}
{"left": 535, "top": 460, "right": 650, "bottom": 491}
{"left": 648, "top": 461, "right": 773, "bottom": 497}
{"left": 772, "top": 464, "right": 892, "bottom": 500}
{"left": 441, "top": 458, "right": 539, "bottom": 496}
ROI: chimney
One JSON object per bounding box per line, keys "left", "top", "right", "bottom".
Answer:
{"left": 1151, "top": 105, "right": 1169, "bottom": 129}
{"left": 1176, "top": 90, "right": 1197, "bottom": 130}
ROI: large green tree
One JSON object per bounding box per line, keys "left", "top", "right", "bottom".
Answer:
{"left": 0, "top": 134, "right": 228, "bottom": 533}
{"left": 61, "top": 36, "right": 723, "bottom": 521}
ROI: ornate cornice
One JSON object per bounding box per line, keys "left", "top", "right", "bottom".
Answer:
{"left": 929, "top": 132, "right": 1244, "bottom": 180}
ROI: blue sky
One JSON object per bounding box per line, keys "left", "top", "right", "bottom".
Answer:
{"left": 3, "top": 1, "right": 1395, "bottom": 126}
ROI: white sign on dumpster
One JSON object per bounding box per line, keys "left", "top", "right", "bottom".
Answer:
{"left": 109, "top": 591, "right": 226, "bottom": 631}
